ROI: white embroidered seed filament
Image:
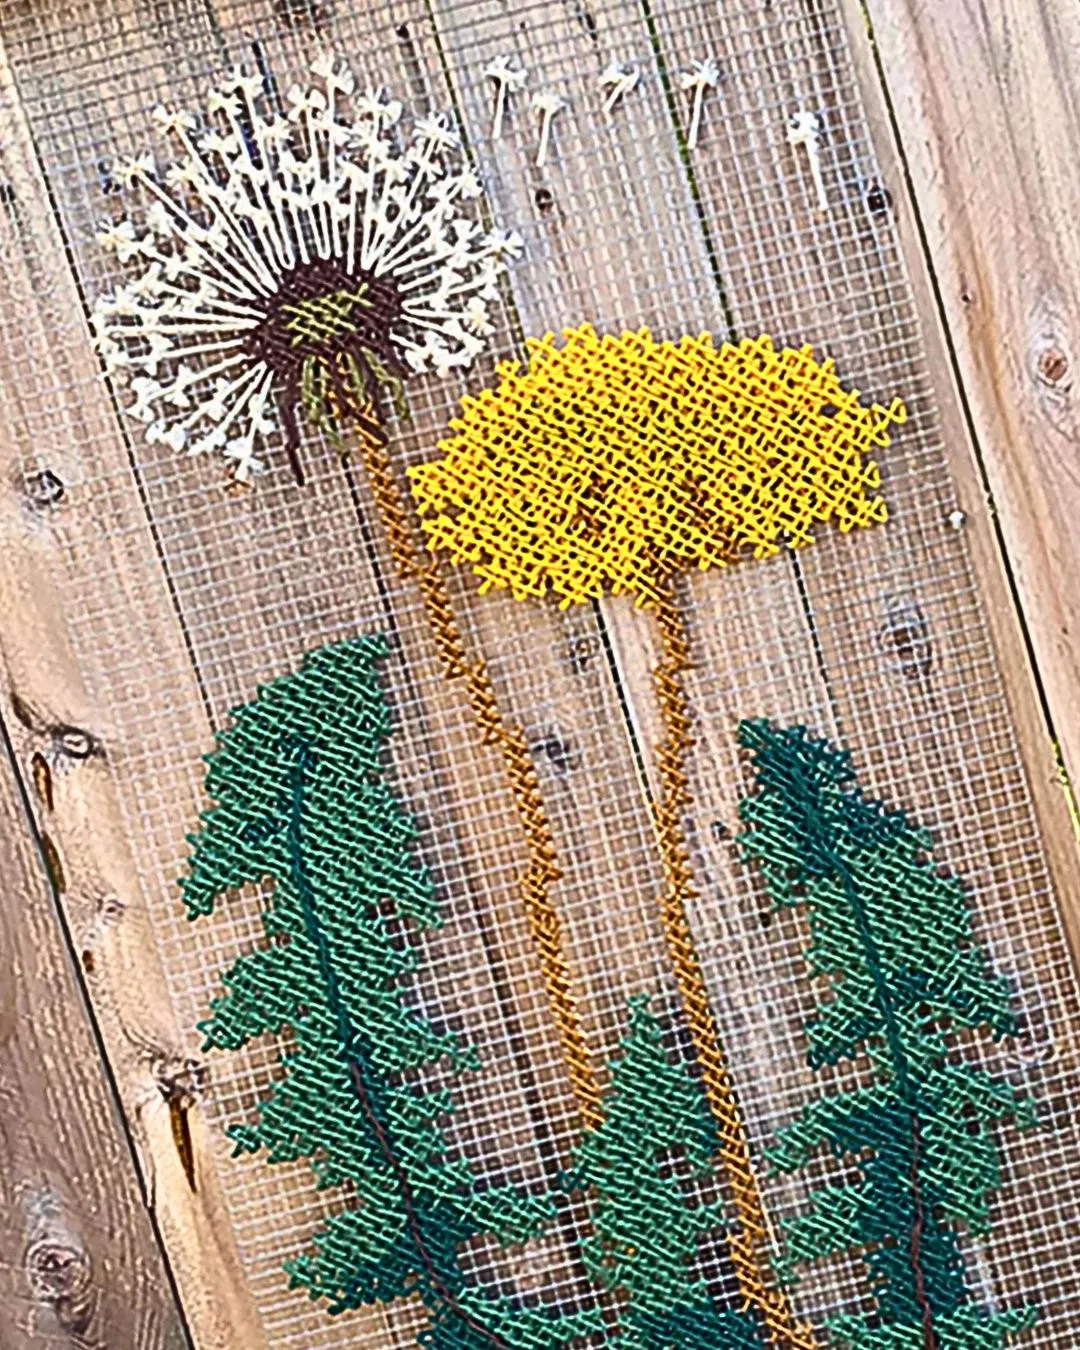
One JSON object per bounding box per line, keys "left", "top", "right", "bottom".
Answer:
{"left": 678, "top": 58, "right": 719, "bottom": 150}
{"left": 599, "top": 61, "right": 641, "bottom": 117}
{"left": 484, "top": 55, "right": 528, "bottom": 140}
{"left": 788, "top": 109, "right": 830, "bottom": 212}
{"left": 531, "top": 92, "right": 566, "bottom": 168}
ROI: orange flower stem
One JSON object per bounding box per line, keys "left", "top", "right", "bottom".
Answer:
{"left": 650, "top": 582, "right": 816, "bottom": 1349}
{"left": 353, "top": 420, "right": 603, "bottom": 1129}
{"left": 354, "top": 415, "right": 812, "bottom": 1345}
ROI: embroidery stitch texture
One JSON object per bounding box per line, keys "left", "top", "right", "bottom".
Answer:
{"left": 571, "top": 996, "right": 768, "bottom": 1349}
{"left": 410, "top": 322, "right": 907, "bottom": 1350}
{"left": 181, "top": 637, "right": 601, "bottom": 1347}
{"left": 91, "top": 73, "right": 604, "bottom": 1180}
{"left": 737, "top": 719, "right": 1038, "bottom": 1350}
{"left": 353, "top": 423, "right": 604, "bottom": 1132}
{"left": 408, "top": 323, "right": 904, "bottom": 609}
{"left": 91, "top": 57, "right": 522, "bottom": 483}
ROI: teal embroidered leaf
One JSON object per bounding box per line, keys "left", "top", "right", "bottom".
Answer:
{"left": 181, "top": 637, "right": 599, "bottom": 1347}
{"left": 570, "top": 996, "right": 767, "bottom": 1349}
{"left": 737, "top": 719, "right": 1037, "bottom": 1350}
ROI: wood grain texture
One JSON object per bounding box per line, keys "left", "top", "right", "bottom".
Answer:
{"left": 835, "top": 0, "right": 1080, "bottom": 965}
{"left": 0, "top": 732, "right": 188, "bottom": 1349}
{"left": 0, "top": 30, "right": 266, "bottom": 1350}
{"left": 414, "top": 5, "right": 832, "bottom": 1335}
{"left": 859, "top": 0, "right": 1080, "bottom": 803}
{"left": 2, "top": 0, "right": 1080, "bottom": 1344}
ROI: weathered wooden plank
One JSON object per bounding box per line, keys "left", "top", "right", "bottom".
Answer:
{"left": 643, "top": 0, "right": 1080, "bottom": 1336}
{"left": 856, "top": 0, "right": 1080, "bottom": 807}
{"left": 2, "top": 0, "right": 621, "bottom": 1339}
{"left": 831, "top": 0, "right": 1080, "bottom": 992}
{"left": 0, "top": 30, "right": 265, "bottom": 1350}
{"left": 832, "top": 1, "right": 1080, "bottom": 1332}
{"left": 406, "top": 1, "right": 834, "bottom": 1340}
{"left": 0, "top": 726, "right": 188, "bottom": 1348}
{"left": 0, "top": 5, "right": 582, "bottom": 1345}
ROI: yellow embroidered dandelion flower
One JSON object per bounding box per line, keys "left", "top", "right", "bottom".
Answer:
{"left": 408, "top": 323, "right": 906, "bottom": 609}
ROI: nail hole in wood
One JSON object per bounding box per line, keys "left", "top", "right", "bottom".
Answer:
{"left": 1038, "top": 347, "right": 1069, "bottom": 386}
{"left": 535, "top": 187, "right": 555, "bottom": 212}
{"left": 25, "top": 468, "right": 65, "bottom": 509}
{"left": 53, "top": 725, "right": 99, "bottom": 760}
{"left": 98, "top": 894, "right": 126, "bottom": 924}
{"left": 96, "top": 158, "right": 120, "bottom": 195}
{"left": 565, "top": 633, "right": 599, "bottom": 674}
{"left": 877, "top": 596, "right": 933, "bottom": 682}
{"left": 274, "top": 0, "right": 329, "bottom": 31}
{"left": 534, "top": 730, "right": 579, "bottom": 775}
{"left": 865, "top": 182, "right": 892, "bottom": 216}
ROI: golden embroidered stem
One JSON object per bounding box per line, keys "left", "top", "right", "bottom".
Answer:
{"left": 353, "top": 421, "right": 604, "bottom": 1129}
{"left": 650, "top": 583, "right": 815, "bottom": 1350}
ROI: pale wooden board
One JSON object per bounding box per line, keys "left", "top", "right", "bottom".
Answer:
{"left": 835, "top": 0, "right": 1080, "bottom": 1321}
{"left": 1, "top": 0, "right": 1079, "bottom": 1346}
{"left": 642, "top": 0, "right": 1080, "bottom": 1332}
{"left": 0, "top": 2, "right": 601, "bottom": 1344}
{"left": 0, "top": 31, "right": 266, "bottom": 1350}
{"left": 856, "top": 0, "right": 1080, "bottom": 805}
{"left": 0, "top": 723, "right": 188, "bottom": 1348}
{"left": 417, "top": 0, "right": 842, "bottom": 1233}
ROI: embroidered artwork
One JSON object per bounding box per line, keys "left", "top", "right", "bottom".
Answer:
{"left": 410, "top": 321, "right": 907, "bottom": 1349}
{"left": 87, "top": 74, "right": 601, "bottom": 1221}
{"left": 737, "top": 720, "right": 1038, "bottom": 1350}
{"left": 408, "top": 324, "right": 902, "bottom": 609}
{"left": 91, "top": 57, "right": 521, "bottom": 483}
{"left": 180, "top": 637, "right": 600, "bottom": 1345}
{"left": 571, "top": 996, "right": 768, "bottom": 1348}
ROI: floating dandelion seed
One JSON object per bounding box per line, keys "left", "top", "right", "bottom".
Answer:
{"left": 92, "top": 57, "right": 523, "bottom": 485}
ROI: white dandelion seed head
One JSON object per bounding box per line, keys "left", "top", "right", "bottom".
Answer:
{"left": 91, "top": 55, "right": 520, "bottom": 484}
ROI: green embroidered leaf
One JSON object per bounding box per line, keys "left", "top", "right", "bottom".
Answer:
{"left": 738, "top": 719, "right": 1036, "bottom": 1348}
{"left": 571, "top": 996, "right": 767, "bottom": 1349}
{"left": 182, "top": 638, "right": 594, "bottom": 1346}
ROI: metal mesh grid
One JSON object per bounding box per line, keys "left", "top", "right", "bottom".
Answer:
{"left": 1, "top": 0, "right": 1078, "bottom": 1346}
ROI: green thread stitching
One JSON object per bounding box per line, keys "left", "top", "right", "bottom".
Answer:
{"left": 570, "top": 996, "right": 768, "bottom": 1349}
{"left": 736, "top": 719, "right": 1038, "bottom": 1350}
{"left": 282, "top": 285, "right": 374, "bottom": 347}
{"left": 181, "top": 638, "right": 601, "bottom": 1347}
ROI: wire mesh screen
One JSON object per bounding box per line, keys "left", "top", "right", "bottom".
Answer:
{"left": 1, "top": 0, "right": 1078, "bottom": 1347}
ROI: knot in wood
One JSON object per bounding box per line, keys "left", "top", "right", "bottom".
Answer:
{"left": 1038, "top": 346, "right": 1070, "bottom": 386}
{"left": 154, "top": 1052, "right": 208, "bottom": 1103}
{"left": 26, "top": 1237, "right": 92, "bottom": 1324}
{"left": 24, "top": 469, "right": 65, "bottom": 510}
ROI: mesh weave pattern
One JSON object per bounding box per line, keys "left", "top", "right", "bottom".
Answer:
{"left": 1, "top": 1, "right": 1079, "bottom": 1347}
{"left": 409, "top": 324, "right": 905, "bottom": 609}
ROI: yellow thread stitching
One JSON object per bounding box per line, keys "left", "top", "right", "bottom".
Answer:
{"left": 409, "top": 324, "right": 907, "bottom": 1349}
{"left": 408, "top": 324, "right": 904, "bottom": 610}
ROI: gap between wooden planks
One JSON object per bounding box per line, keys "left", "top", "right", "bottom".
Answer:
{"left": 0, "top": 28, "right": 265, "bottom": 1350}
{"left": 0, "top": 0, "right": 1079, "bottom": 1346}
